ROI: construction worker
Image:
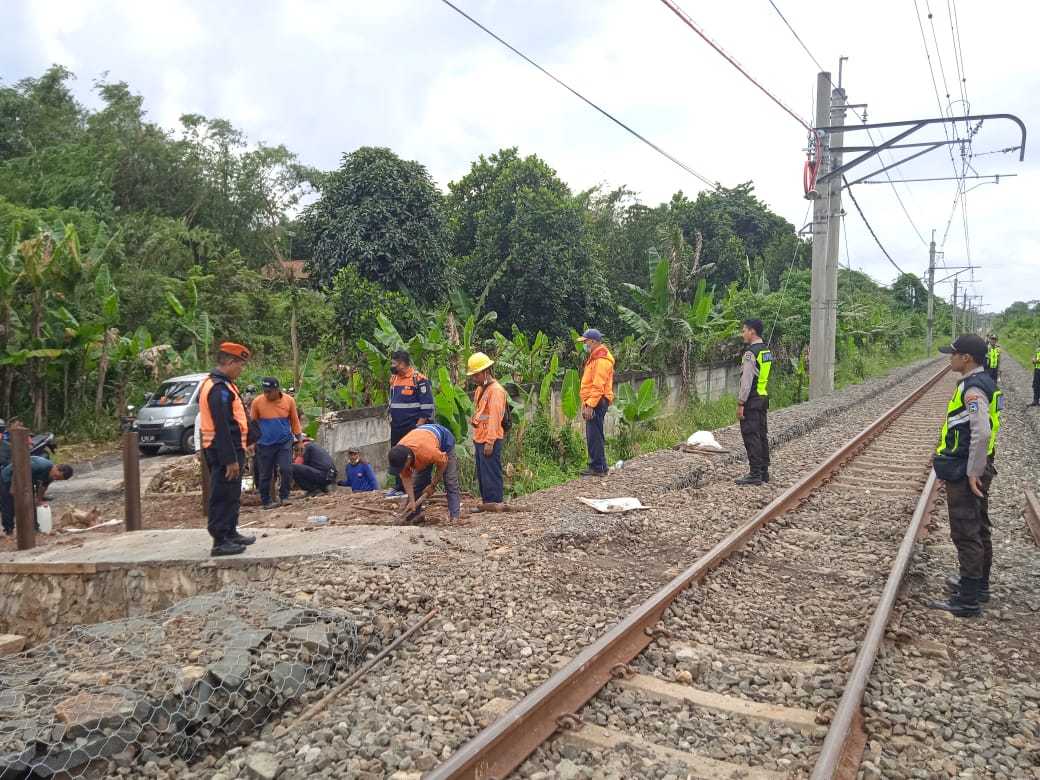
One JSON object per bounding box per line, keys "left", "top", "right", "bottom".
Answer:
{"left": 467, "top": 352, "right": 509, "bottom": 511}
{"left": 387, "top": 423, "right": 461, "bottom": 524}
{"left": 0, "top": 456, "right": 73, "bottom": 535}
{"left": 735, "top": 318, "right": 773, "bottom": 486}
{"left": 199, "top": 342, "right": 254, "bottom": 556}
{"left": 251, "top": 377, "right": 302, "bottom": 509}
{"left": 1031, "top": 344, "right": 1040, "bottom": 406}
{"left": 930, "top": 334, "right": 1002, "bottom": 617}
{"left": 985, "top": 333, "right": 1001, "bottom": 382}
{"left": 338, "top": 447, "right": 378, "bottom": 492}
{"left": 387, "top": 350, "right": 434, "bottom": 497}
{"left": 579, "top": 329, "right": 615, "bottom": 477}
{"left": 291, "top": 435, "right": 337, "bottom": 496}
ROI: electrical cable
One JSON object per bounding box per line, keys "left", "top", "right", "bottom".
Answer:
{"left": 438, "top": 0, "right": 717, "bottom": 187}
{"left": 658, "top": 0, "right": 812, "bottom": 131}
{"left": 843, "top": 177, "right": 906, "bottom": 277}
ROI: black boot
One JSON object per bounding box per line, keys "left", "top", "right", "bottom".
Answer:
{"left": 211, "top": 540, "right": 246, "bottom": 557}
{"left": 761, "top": 469, "right": 770, "bottom": 484}
{"left": 229, "top": 533, "right": 256, "bottom": 546}
{"left": 945, "top": 574, "right": 990, "bottom": 603}
{"left": 734, "top": 471, "right": 763, "bottom": 486}
{"left": 930, "top": 576, "right": 982, "bottom": 617}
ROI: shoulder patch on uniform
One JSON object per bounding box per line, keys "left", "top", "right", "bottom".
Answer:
{"left": 418, "top": 382, "right": 429, "bottom": 394}
{"left": 760, "top": 350, "right": 773, "bottom": 362}
{"left": 967, "top": 399, "right": 980, "bottom": 413}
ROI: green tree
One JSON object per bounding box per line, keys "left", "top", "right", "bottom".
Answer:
{"left": 303, "top": 146, "right": 450, "bottom": 300}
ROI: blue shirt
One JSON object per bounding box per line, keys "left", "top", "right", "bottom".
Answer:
{"left": 2, "top": 456, "right": 54, "bottom": 487}
{"left": 343, "top": 462, "right": 378, "bottom": 492}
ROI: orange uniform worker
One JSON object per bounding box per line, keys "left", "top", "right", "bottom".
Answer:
{"left": 250, "top": 377, "right": 302, "bottom": 509}
{"left": 579, "top": 329, "right": 615, "bottom": 476}
{"left": 467, "top": 352, "right": 509, "bottom": 511}
{"left": 198, "top": 342, "right": 255, "bottom": 556}
{"left": 387, "top": 350, "right": 434, "bottom": 497}
{"left": 387, "top": 423, "right": 461, "bottom": 524}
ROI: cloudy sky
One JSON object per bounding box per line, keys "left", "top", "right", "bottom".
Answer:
{"left": 2, "top": 0, "right": 1037, "bottom": 312}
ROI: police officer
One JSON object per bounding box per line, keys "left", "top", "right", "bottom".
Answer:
{"left": 985, "top": 333, "right": 1001, "bottom": 382}
{"left": 198, "top": 342, "right": 255, "bottom": 557}
{"left": 1030, "top": 344, "right": 1040, "bottom": 407}
{"left": 735, "top": 318, "right": 773, "bottom": 486}
{"left": 387, "top": 350, "right": 434, "bottom": 497}
{"left": 930, "top": 334, "right": 1002, "bottom": 617}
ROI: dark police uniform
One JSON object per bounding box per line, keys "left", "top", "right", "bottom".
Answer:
{"left": 932, "top": 365, "right": 1002, "bottom": 614}
{"left": 199, "top": 371, "right": 249, "bottom": 550}
{"left": 736, "top": 341, "right": 773, "bottom": 484}
{"left": 1031, "top": 348, "right": 1040, "bottom": 406}
{"left": 986, "top": 344, "right": 1001, "bottom": 382}
{"left": 388, "top": 367, "right": 434, "bottom": 491}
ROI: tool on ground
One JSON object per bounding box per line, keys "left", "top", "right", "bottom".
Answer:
{"left": 291, "top": 607, "right": 439, "bottom": 726}
{"left": 396, "top": 491, "right": 430, "bottom": 523}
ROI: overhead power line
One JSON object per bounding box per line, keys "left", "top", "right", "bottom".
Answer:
{"left": 658, "top": 0, "right": 812, "bottom": 131}
{"left": 438, "top": 0, "right": 716, "bottom": 187}
{"left": 843, "top": 177, "right": 906, "bottom": 277}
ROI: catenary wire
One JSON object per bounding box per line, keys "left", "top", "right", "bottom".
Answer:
{"left": 438, "top": 0, "right": 716, "bottom": 187}
{"left": 843, "top": 177, "right": 906, "bottom": 277}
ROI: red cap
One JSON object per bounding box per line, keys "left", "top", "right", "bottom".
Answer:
{"left": 219, "top": 342, "right": 251, "bottom": 361}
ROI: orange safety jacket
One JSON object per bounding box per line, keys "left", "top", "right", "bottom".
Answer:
{"left": 471, "top": 380, "right": 508, "bottom": 444}
{"left": 198, "top": 372, "right": 249, "bottom": 463}
{"left": 580, "top": 345, "right": 615, "bottom": 407}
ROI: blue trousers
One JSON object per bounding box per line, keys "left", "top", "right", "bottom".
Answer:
{"left": 585, "top": 398, "right": 609, "bottom": 473}
{"left": 257, "top": 442, "right": 292, "bottom": 504}
{"left": 475, "top": 440, "right": 504, "bottom": 503}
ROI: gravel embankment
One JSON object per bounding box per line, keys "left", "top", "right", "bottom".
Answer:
{"left": 83, "top": 356, "right": 1007, "bottom": 780}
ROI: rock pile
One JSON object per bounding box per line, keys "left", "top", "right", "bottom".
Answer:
{"left": 147, "top": 456, "right": 201, "bottom": 494}
{"left": 0, "top": 588, "right": 370, "bottom": 777}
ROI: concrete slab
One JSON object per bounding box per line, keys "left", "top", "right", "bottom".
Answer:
{"left": 0, "top": 525, "right": 438, "bottom": 573}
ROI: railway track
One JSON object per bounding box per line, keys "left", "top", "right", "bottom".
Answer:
{"left": 428, "top": 364, "right": 956, "bottom": 780}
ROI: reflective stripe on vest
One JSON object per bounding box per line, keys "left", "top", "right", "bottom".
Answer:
{"left": 198, "top": 375, "right": 249, "bottom": 450}
{"left": 936, "top": 373, "right": 1002, "bottom": 459}
{"left": 747, "top": 343, "right": 773, "bottom": 398}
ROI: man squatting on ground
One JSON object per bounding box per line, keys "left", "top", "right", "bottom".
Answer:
{"left": 735, "top": 318, "right": 773, "bottom": 486}
{"left": 467, "top": 351, "right": 509, "bottom": 511}
{"left": 251, "top": 377, "right": 302, "bottom": 510}
{"left": 387, "top": 350, "right": 434, "bottom": 497}
{"left": 387, "top": 423, "right": 462, "bottom": 524}
{"left": 198, "top": 342, "right": 256, "bottom": 557}
{"left": 930, "top": 334, "right": 1002, "bottom": 617}
{"left": 291, "top": 436, "right": 337, "bottom": 496}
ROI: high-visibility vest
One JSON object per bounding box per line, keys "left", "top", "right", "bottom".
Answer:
{"left": 1033, "top": 349, "right": 1040, "bottom": 369}
{"left": 746, "top": 342, "right": 773, "bottom": 398}
{"left": 936, "top": 372, "right": 1002, "bottom": 460}
{"left": 198, "top": 374, "right": 248, "bottom": 451}
{"left": 987, "top": 346, "right": 1001, "bottom": 369}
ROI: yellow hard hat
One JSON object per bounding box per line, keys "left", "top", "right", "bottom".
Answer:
{"left": 466, "top": 352, "right": 494, "bottom": 376}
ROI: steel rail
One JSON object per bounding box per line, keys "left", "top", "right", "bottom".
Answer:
{"left": 810, "top": 469, "right": 940, "bottom": 779}
{"left": 427, "top": 363, "right": 950, "bottom": 780}
{"left": 1023, "top": 491, "right": 1040, "bottom": 547}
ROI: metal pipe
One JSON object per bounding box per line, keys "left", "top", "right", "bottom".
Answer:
{"left": 122, "top": 431, "right": 142, "bottom": 531}
{"left": 810, "top": 470, "right": 940, "bottom": 778}
{"left": 428, "top": 363, "right": 950, "bottom": 780}
{"left": 9, "top": 423, "right": 34, "bottom": 551}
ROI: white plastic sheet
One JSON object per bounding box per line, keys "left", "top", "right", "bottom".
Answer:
{"left": 577, "top": 497, "right": 650, "bottom": 514}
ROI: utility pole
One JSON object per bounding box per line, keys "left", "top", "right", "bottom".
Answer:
{"left": 809, "top": 71, "right": 834, "bottom": 399}
{"left": 926, "top": 230, "right": 936, "bottom": 355}
{"left": 962, "top": 288, "right": 968, "bottom": 334}
{"left": 951, "top": 276, "right": 958, "bottom": 338}
{"left": 823, "top": 74, "right": 847, "bottom": 391}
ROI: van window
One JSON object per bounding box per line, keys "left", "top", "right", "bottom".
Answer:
{"left": 147, "top": 381, "right": 199, "bottom": 407}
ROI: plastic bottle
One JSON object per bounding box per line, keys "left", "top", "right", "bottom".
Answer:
{"left": 36, "top": 503, "right": 53, "bottom": 533}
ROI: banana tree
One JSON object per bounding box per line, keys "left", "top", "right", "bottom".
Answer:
{"left": 165, "top": 275, "right": 213, "bottom": 368}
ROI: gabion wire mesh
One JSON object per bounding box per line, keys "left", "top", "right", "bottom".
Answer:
{"left": 0, "top": 587, "right": 367, "bottom": 778}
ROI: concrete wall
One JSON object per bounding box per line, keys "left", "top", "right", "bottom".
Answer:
{"left": 317, "top": 362, "right": 742, "bottom": 472}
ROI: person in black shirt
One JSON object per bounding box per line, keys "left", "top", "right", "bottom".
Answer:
{"left": 291, "top": 437, "right": 337, "bottom": 496}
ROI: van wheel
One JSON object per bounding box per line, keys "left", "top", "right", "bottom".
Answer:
{"left": 139, "top": 445, "right": 161, "bottom": 457}
{"left": 179, "top": 428, "right": 196, "bottom": 454}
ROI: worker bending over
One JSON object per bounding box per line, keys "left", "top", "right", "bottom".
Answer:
{"left": 467, "top": 352, "right": 509, "bottom": 512}
{"left": 291, "top": 435, "right": 337, "bottom": 496}
{"left": 387, "top": 350, "right": 434, "bottom": 497}
{"left": 387, "top": 423, "right": 461, "bottom": 524}
{"left": 0, "top": 456, "right": 73, "bottom": 535}
{"left": 735, "top": 318, "right": 773, "bottom": 486}
{"left": 931, "top": 334, "right": 1002, "bottom": 617}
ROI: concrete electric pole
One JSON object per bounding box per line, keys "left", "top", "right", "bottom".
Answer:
{"left": 824, "top": 78, "right": 847, "bottom": 391}
{"left": 951, "top": 275, "right": 958, "bottom": 339}
{"left": 809, "top": 72, "right": 836, "bottom": 399}
{"left": 926, "top": 231, "right": 936, "bottom": 355}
